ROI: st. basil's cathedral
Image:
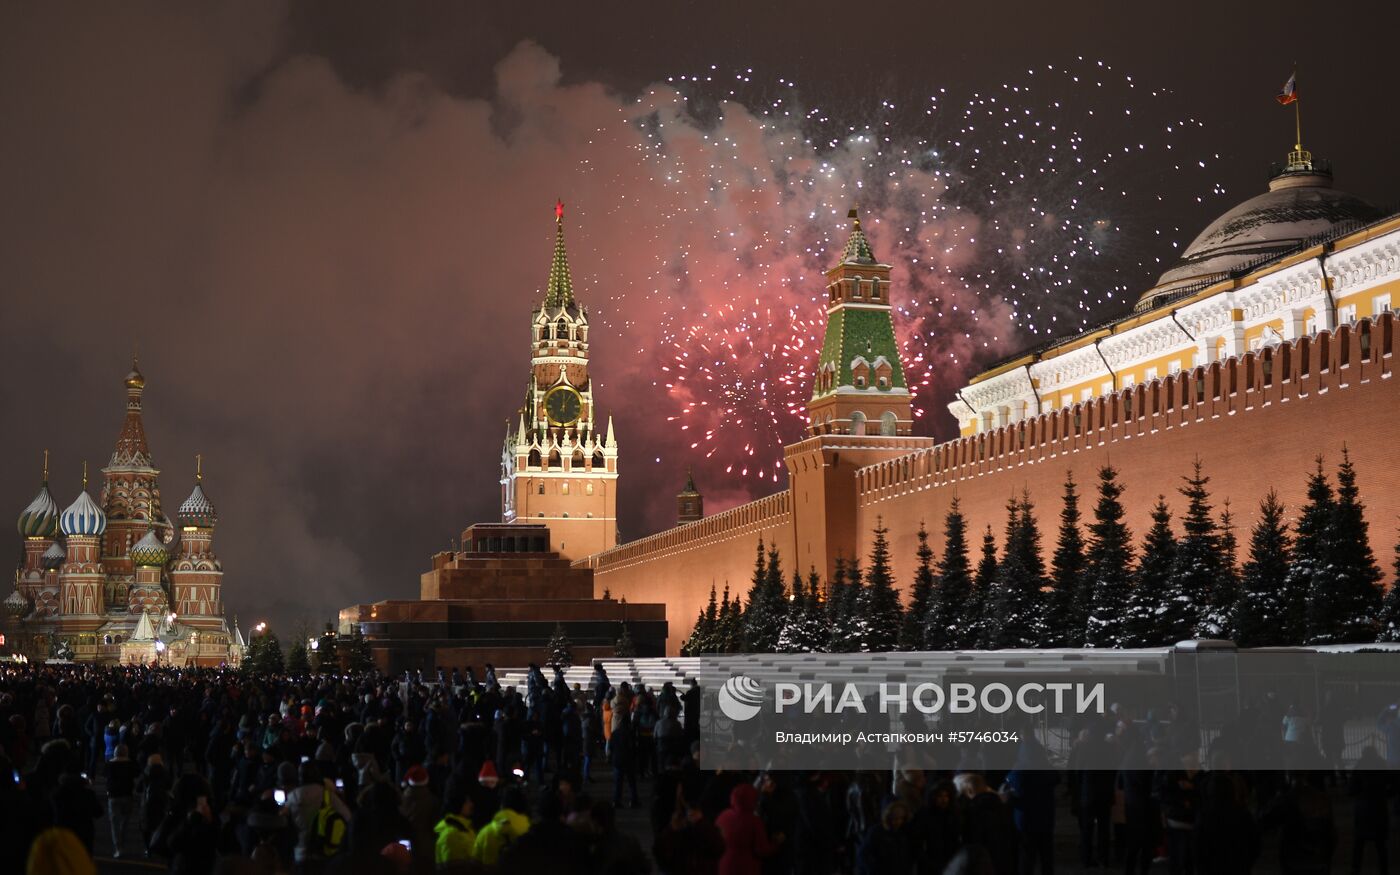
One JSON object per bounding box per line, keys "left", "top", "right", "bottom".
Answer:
{"left": 6, "top": 361, "right": 244, "bottom": 666}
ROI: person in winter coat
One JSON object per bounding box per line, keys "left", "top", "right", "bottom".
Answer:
{"left": 398, "top": 764, "right": 439, "bottom": 870}
{"left": 474, "top": 785, "right": 531, "bottom": 865}
{"left": 716, "top": 781, "right": 781, "bottom": 875}
{"left": 1068, "top": 728, "right": 1116, "bottom": 869}
{"left": 955, "top": 772, "right": 1017, "bottom": 875}
{"left": 1348, "top": 746, "right": 1392, "bottom": 875}
{"left": 433, "top": 781, "right": 477, "bottom": 867}
{"left": 911, "top": 781, "right": 959, "bottom": 875}
{"left": 103, "top": 720, "right": 121, "bottom": 763}
{"left": 1117, "top": 740, "right": 1162, "bottom": 875}
{"left": 50, "top": 771, "right": 102, "bottom": 855}
{"left": 654, "top": 788, "right": 724, "bottom": 875}
{"left": 1194, "top": 770, "right": 1259, "bottom": 875}
{"left": 1003, "top": 738, "right": 1059, "bottom": 874}
{"left": 793, "top": 772, "right": 840, "bottom": 875}
{"left": 1155, "top": 751, "right": 1202, "bottom": 875}
{"left": 1259, "top": 771, "right": 1337, "bottom": 875}
{"left": 138, "top": 752, "right": 171, "bottom": 853}
{"left": 855, "top": 799, "right": 914, "bottom": 875}
{"left": 150, "top": 774, "right": 219, "bottom": 875}
{"left": 105, "top": 744, "right": 138, "bottom": 858}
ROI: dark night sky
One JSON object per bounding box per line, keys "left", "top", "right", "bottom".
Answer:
{"left": 3, "top": 1, "right": 1397, "bottom": 634}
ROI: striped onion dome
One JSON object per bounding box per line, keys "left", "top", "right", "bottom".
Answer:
{"left": 42, "top": 540, "right": 66, "bottom": 570}
{"left": 18, "top": 482, "right": 60, "bottom": 539}
{"left": 129, "top": 529, "right": 168, "bottom": 567}
{"left": 179, "top": 482, "right": 217, "bottom": 527}
{"left": 60, "top": 487, "right": 107, "bottom": 537}
{"left": 4, "top": 589, "right": 29, "bottom": 619}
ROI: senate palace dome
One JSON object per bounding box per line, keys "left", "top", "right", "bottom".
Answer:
{"left": 1135, "top": 154, "right": 1386, "bottom": 312}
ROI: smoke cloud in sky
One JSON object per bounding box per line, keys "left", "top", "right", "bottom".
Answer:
{"left": 3, "top": 3, "right": 1392, "bottom": 631}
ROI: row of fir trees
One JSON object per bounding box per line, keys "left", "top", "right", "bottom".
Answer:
{"left": 680, "top": 450, "right": 1400, "bottom": 654}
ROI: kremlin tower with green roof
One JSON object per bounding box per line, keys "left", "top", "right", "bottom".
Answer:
{"left": 807, "top": 209, "right": 913, "bottom": 437}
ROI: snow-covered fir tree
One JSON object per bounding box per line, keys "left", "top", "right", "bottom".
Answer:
{"left": 900, "top": 523, "right": 936, "bottom": 651}
{"left": 1085, "top": 465, "right": 1135, "bottom": 648}
{"left": 926, "top": 499, "right": 972, "bottom": 650}
{"left": 778, "top": 569, "right": 827, "bottom": 653}
{"left": 546, "top": 622, "right": 574, "bottom": 669}
{"left": 716, "top": 584, "right": 745, "bottom": 653}
{"left": 988, "top": 494, "right": 1047, "bottom": 648}
{"left": 828, "top": 558, "right": 864, "bottom": 653}
{"left": 743, "top": 539, "right": 788, "bottom": 652}
{"left": 1128, "top": 496, "right": 1176, "bottom": 647}
{"left": 801, "top": 569, "right": 830, "bottom": 652}
{"left": 825, "top": 556, "right": 850, "bottom": 652}
{"left": 961, "top": 526, "right": 998, "bottom": 649}
{"left": 1232, "top": 490, "right": 1294, "bottom": 646}
{"left": 1290, "top": 458, "right": 1336, "bottom": 645}
{"left": 681, "top": 584, "right": 720, "bottom": 655}
{"left": 1309, "top": 448, "right": 1383, "bottom": 643}
{"left": 1045, "top": 473, "right": 1088, "bottom": 647}
{"left": 1200, "top": 499, "right": 1241, "bottom": 639}
{"left": 1171, "top": 459, "right": 1221, "bottom": 641}
{"left": 855, "top": 519, "right": 903, "bottom": 652}
{"left": 1377, "top": 530, "right": 1400, "bottom": 642}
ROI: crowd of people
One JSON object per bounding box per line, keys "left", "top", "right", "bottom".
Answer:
{"left": 0, "top": 661, "right": 1397, "bottom": 874}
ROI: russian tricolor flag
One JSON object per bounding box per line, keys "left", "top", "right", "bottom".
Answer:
{"left": 1276, "top": 72, "right": 1298, "bottom": 105}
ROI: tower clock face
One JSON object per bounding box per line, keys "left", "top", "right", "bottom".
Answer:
{"left": 544, "top": 386, "right": 582, "bottom": 426}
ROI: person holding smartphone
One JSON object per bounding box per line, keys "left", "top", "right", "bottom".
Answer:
{"left": 150, "top": 774, "right": 218, "bottom": 875}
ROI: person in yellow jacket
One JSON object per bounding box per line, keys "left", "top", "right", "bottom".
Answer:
{"left": 472, "top": 787, "right": 531, "bottom": 866}
{"left": 433, "top": 784, "right": 477, "bottom": 866}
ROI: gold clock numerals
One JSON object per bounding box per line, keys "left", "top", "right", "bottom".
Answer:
{"left": 544, "top": 386, "right": 582, "bottom": 426}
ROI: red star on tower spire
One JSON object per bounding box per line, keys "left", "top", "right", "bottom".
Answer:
{"left": 555, "top": 199, "right": 564, "bottom": 222}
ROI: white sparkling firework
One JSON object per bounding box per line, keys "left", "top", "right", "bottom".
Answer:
{"left": 575, "top": 59, "right": 1222, "bottom": 488}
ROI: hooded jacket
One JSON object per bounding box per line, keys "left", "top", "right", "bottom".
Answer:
{"left": 715, "top": 783, "right": 776, "bottom": 875}
{"left": 434, "top": 812, "right": 477, "bottom": 865}
{"left": 473, "top": 805, "right": 530, "bottom": 865}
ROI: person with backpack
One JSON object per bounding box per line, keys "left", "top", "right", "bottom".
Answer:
{"left": 284, "top": 760, "right": 350, "bottom": 867}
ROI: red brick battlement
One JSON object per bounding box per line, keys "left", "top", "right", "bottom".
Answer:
{"left": 857, "top": 314, "right": 1394, "bottom": 500}
{"left": 579, "top": 490, "right": 792, "bottom": 574}
{"left": 586, "top": 313, "right": 1398, "bottom": 655}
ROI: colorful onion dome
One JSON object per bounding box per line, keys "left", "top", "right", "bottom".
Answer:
{"left": 129, "top": 529, "right": 168, "bottom": 567}
{"left": 42, "top": 540, "right": 66, "bottom": 570}
{"left": 179, "top": 483, "right": 217, "bottom": 527}
{"left": 4, "top": 589, "right": 30, "bottom": 619}
{"left": 179, "top": 457, "right": 217, "bottom": 527}
{"left": 18, "top": 482, "right": 59, "bottom": 539}
{"left": 60, "top": 467, "right": 107, "bottom": 537}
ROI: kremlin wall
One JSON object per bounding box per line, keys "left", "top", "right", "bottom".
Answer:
{"left": 345, "top": 150, "right": 1400, "bottom": 666}
{"left": 581, "top": 154, "right": 1400, "bottom": 655}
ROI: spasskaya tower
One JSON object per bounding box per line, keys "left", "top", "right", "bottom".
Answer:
{"left": 500, "top": 202, "right": 618, "bottom": 559}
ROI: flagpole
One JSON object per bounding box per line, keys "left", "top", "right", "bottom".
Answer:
{"left": 1293, "top": 64, "right": 1302, "bottom": 150}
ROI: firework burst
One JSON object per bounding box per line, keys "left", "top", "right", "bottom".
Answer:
{"left": 572, "top": 59, "right": 1223, "bottom": 492}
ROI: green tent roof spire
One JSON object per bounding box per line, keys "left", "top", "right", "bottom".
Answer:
{"left": 545, "top": 199, "right": 575, "bottom": 309}
{"left": 841, "top": 207, "right": 877, "bottom": 264}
